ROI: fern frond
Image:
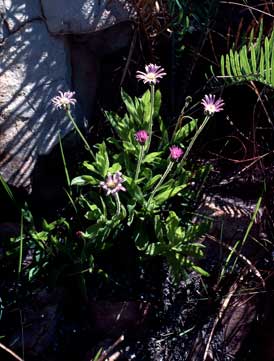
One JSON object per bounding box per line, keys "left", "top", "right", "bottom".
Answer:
{"left": 218, "top": 22, "right": 274, "bottom": 89}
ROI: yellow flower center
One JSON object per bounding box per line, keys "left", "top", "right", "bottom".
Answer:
{"left": 107, "top": 180, "right": 116, "bottom": 189}
{"left": 147, "top": 72, "right": 156, "bottom": 81}
{"left": 207, "top": 104, "right": 216, "bottom": 113}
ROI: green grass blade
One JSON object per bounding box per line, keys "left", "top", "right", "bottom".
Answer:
{"left": 0, "top": 174, "right": 16, "bottom": 205}
{"left": 18, "top": 209, "right": 24, "bottom": 277}
{"left": 58, "top": 133, "right": 71, "bottom": 191}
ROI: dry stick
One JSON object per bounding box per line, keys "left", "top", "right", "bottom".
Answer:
{"left": 96, "top": 335, "right": 124, "bottom": 361}
{"left": 205, "top": 233, "right": 265, "bottom": 287}
{"left": 0, "top": 342, "right": 24, "bottom": 361}
{"left": 120, "top": 29, "right": 137, "bottom": 87}
{"left": 202, "top": 270, "right": 247, "bottom": 361}
{"left": 250, "top": 81, "right": 273, "bottom": 129}
{"left": 220, "top": 1, "right": 274, "bottom": 18}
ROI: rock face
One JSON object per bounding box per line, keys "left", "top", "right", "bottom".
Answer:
{"left": 41, "top": 0, "right": 135, "bottom": 34}
{"left": 0, "top": 21, "right": 73, "bottom": 188}
{"left": 0, "top": 1, "right": 134, "bottom": 189}
{"left": 1, "top": 0, "right": 42, "bottom": 32}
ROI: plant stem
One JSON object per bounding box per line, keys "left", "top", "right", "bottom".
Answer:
{"left": 180, "top": 115, "right": 210, "bottom": 166}
{"left": 146, "top": 84, "right": 155, "bottom": 153}
{"left": 147, "top": 161, "right": 174, "bottom": 206}
{"left": 171, "top": 97, "right": 192, "bottom": 143}
{"left": 66, "top": 109, "right": 95, "bottom": 160}
{"left": 18, "top": 209, "right": 24, "bottom": 277}
{"left": 135, "top": 145, "right": 145, "bottom": 181}
{"left": 114, "top": 192, "right": 121, "bottom": 217}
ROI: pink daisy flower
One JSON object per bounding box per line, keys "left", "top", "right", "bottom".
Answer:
{"left": 201, "top": 94, "right": 224, "bottom": 115}
{"left": 136, "top": 64, "right": 166, "bottom": 85}
{"left": 100, "top": 172, "right": 126, "bottom": 196}
{"left": 135, "top": 130, "right": 149, "bottom": 145}
{"left": 52, "top": 91, "right": 77, "bottom": 110}
{"left": 169, "top": 146, "right": 184, "bottom": 161}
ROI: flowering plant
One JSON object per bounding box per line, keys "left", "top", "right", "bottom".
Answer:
{"left": 65, "top": 67, "right": 224, "bottom": 282}
{"left": 47, "top": 63, "right": 225, "bottom": 282}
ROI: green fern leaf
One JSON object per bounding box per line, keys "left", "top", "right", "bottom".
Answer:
{"left": 271, "top": 43, "right": 274, "bottom": 86}
{"left": 225, "top": 54, "right": 232, "bottom": 77}
{"left": 229, "top": 49, "right": 238, "bottom": 77}
{"left": 259, "top": 46, "right": 265, "bottom": 82}
{"left": 250, "top": 44, "right": 257, "bottom": 74}
{"left": 265, "top": 37, "right": 270, "bottom": 83}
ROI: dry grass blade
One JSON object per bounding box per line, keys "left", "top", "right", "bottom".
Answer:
{"left": 202, "top": 269, "right": 248, "bottom": 361}
{"left": 0, "top": 342, "right": 24, "bottom": 361}
{"left": 220, "top": 1, "right": 274, "bottom": 18}
{"left": 206, "top": 233, "right": 265, "bottom": 287}
{"left": 94, "top": 335, "right": 124, "bottom": 361}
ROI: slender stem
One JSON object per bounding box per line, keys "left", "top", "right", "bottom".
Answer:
{"left": 171, "top": 108, "right": 185, "bottom": 144}
{"left": 18, "top": 209, "right": 24, "bottom": 277}
{"left": 135, "top": 145, "right": 145, "bottom": 181}
{"left": 147, "top": 161, "right": 174, "bottom": 206}
{"left": 114, "top": 192, "right": 121, "bottom": 217}
{"left": 66, "top": 109, "right": 95, "bottom": 160}
{"left": 171, "top": 97, "right": 192, "bottom": 143}
{"left": 179, "top": 115, "right": 210, "bottom": 166}
{"left": 146, "top": 84, "right": 155, "bottom": 153}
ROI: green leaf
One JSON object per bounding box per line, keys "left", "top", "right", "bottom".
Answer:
{"left": 143, "top": 174, "right": 162, "bottom": 191}
{"left": 225, "top": 54, "right": 232, "bottom": 77}
{"left": 85, "top": 204, "right": 102, "bottom": 220}
{"left": 165, "top": 211, "right": 180, "bottom": 242}
{"left": 108, "top": 163, "right": 122, "bottom": 173}
{"left": 174, "top": 119, "right": 197, "bottom": 143}
{"left": 229, "top": 49, "right": 237, "bottom": 77}
{"left": 143, "top": 151, "right": 163, "bottom": 164}
{"left": 220, "top": 55, "right": 225, "bottom": 76}
{"left": 121, "top": 88, "right": 137, "bottom": 118}
{"left": 127, "top": 201, "right": 136, "bottom": 226}
{"left": 154, "top": 215, "right": 164, "bottom": 242}
{"left": 71, "top": 175, "right": 98, "bottom": 186}
{"left": 154, "top": 89, "right": 162, "bottom": 117}
{"left": 140, "top": 89, "right": 151, "bottom": 127}
{"left": 259, "top": 46, "right": 265, "bottom": 81}
{"left": 271, "top": 43, "right": 274, "bottom": 85}
{"left": 153, "top": 183, "right": 188, "bottom": 205}
{"left": 31, "top": 231, "right": 48, "bottom": 242}
{"left": 145, "top": 242, "right": 167, "bottom": 256}
{"left": 124, "top": 176, "right": 144, "bottom": 204}
{"left": 83, "top": 161, "right": 97, "bottom": 173}
{"left": 265, "top": 37, "right": 270, "bottom": 83}
{"left": 192, "top": 265, "right": 209, "bottom": 277}
{"left": 250, "top": 44, "right": 257, "bottom": 74}
{"left": 95, "top": 142, "right": 109, "bottom": 177}
{"left": 133, "top": 223, "right": 150, "bottom": 251}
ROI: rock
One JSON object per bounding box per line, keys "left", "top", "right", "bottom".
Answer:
{"left": 1, "top": 0, "right": 42, "bottom": 33}
{"left": 41, "top": 0, "right": 136, "bottom": 34}
{"left": 197, "top": 193, "right": 263, "bottom": 241}
{"left": 0, "top": 21, "right": 75, "bottom": 189}
{"left": 89, "top": 300, "right": 150, "bottom": 337}
{"left": 0, "top": 2, "right": 134, "bottom": 191}
{"left": 9, "top": 288, "right": 63, "bottom": 357}
{"left": 70, "top": 21, "right": 133, "bottom": 120}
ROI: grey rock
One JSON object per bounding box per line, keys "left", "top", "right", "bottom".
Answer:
{"left": 1, "top": 0, "right": 42, "bottom": 33}
{"left": 41, "top": 0, "right": 136, "bottom": 34}
{"left": 0, "top": 21, "right": 75, "bottom": 189}
{"left": 70, "top": 21, "right": 133, "bottom": 120}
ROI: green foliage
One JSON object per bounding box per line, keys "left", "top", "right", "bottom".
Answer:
{"left": 218, "top": 21, "right": 274, "bottom": 88}
{"left": 71, "top": 88, "right": 210, "bottom": 282}
{"left": 4, "top": 88, "right": 213, "bottom": 289}
{"left": 168, "top": 0, "right": 190, "bottom": 55}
